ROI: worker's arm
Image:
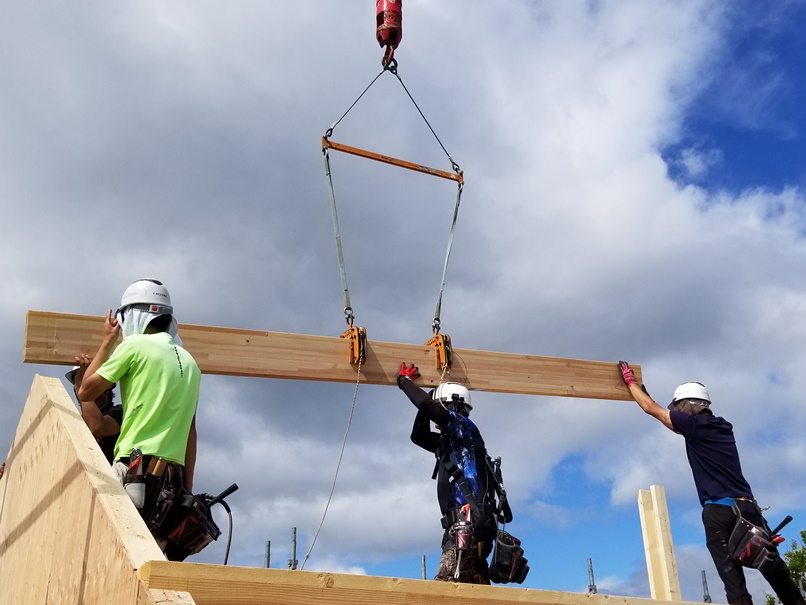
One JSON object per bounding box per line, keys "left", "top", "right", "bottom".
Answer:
{"left": 618, "top": 361, "right": 674, "bottom": 431}
{"left": 411, "top": 408, "right": 440, "bottom": 452}
{"left": 72, "top": 355, "right": 120, "bottom": 439}
{"left": 184, "top": 414, "right": 197, "bottom": 492}
{"left": 79, "top": 310, "right": 120, "bottom": 401}
{"left": 81, "top": 398, "right": 121, "bottom": 439}
{"left": 397, "top": 363, "right": 451, "bottom": 427}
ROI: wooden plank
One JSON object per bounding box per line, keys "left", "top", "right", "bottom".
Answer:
{"left": 140, "top": 561, "right": 701, "bottom": 605}
{"left": 638, "top": 489, "right": 663, "bottom": 599}
{"left": 23, "top": 311, "right": 640, "bottom": 400}
{"left": 0, "top": 375, "right": 177, "bottom": 605}
{"left": 650, "top": 485, "right": 681, "bottom": 601}
{"left": 637, "top": 486, "right": 680, "bottom": 601}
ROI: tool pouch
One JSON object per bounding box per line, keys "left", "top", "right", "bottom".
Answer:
{"left": 489, "top": 530, "right": 530, "bottom": 584}
{"left": 142, "top": 463, "right": 183, "bottom": 536}
{"left": 162, "top": 491, "right": 222, "bottom": 561}
{"left": 122, "top": 449, "right": 146, "bottom": 509}
{"left": 728, "top": 503, "right": 780, "bottom": 573}
{"left": 452, "top": 520, "right": 473, "bottom": 550}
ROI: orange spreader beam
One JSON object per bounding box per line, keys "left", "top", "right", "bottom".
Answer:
{"left": 322, "top": 137, "right": 464, "bottom": 184}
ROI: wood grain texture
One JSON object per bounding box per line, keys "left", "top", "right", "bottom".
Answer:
{"left": 0, "top": 375, "right": 182, "bottom": 605}
{"left": 24, "top": 311, "right": 641, "bottom": 400}
{"left": 140, "top": 561, "right": 700, "bottom": 605}
{"left": 638, "top": 486, "right": 680, "bottom": 601}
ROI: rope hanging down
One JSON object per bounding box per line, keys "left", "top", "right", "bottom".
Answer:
{"left": 322, "top": 59, "right": 464, "bottom": 369}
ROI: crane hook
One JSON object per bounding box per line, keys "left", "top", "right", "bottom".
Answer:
{"left": 376, "top": 0, "right": 402, "bottom": 67}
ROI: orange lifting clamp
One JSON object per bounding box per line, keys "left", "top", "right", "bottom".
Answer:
{"left": 424, "top": 331, "right": 452, "bottom": 371}
{"left": 342, "top": 324, "right": 367, "bottom": 365}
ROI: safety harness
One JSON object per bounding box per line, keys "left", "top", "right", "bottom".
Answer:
{"left": 433, "top": 438, "right": 529, "bottom": 584}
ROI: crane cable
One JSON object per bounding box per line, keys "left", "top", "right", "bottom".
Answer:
{"left": 299, "top": 356, "right": 363, "bottom": 570}
{"left": 323, "top": 58, "right": 464, "bottom": 334}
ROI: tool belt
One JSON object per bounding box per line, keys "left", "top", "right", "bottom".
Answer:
{"left": 441, "top": 507, "right": 465, "bottom": 530}
{"left": 727, "top": 501, "right": 781, "bottom": 574}
{"left": 489, "top": 530, "right": 530, "bottom": 584}
{"left": 120, "top": 451, "right": 220, "bottom": 561}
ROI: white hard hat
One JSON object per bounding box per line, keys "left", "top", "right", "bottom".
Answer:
{"left": 434, "top": 382, "right": 472, "bottom": 410}
{"left": 118, "top": 279, "right": 173, "bottom": 315}
{"left": 672, "top": 382, "right": 711, "bottom": 404}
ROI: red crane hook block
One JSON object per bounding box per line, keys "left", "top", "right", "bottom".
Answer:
{"left": 376, "top": 0, "right": 402, "bottom": 66}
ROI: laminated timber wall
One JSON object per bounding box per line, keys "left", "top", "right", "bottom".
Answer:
{"left": 0, "top": 375, "right": 195, "bottom": 605}
{"left": 1, "top": 375, "right": 697, "bottom": 605}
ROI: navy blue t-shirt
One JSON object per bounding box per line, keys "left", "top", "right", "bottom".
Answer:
{"left": 670, "top": 410, "right": 753, "bottom": 505}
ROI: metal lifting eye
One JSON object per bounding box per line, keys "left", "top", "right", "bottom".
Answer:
{"left": 383, "top": 55, "right": 398, "bottom": 73}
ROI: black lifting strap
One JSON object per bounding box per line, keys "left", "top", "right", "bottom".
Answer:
{"left": 485, "top": 455, "right": 513, "bottom": 525}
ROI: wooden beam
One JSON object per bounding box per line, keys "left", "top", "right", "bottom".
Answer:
{"left": 23, "top": 310, "right": 640, "bottom": 400}
{"left": 140, "top": 561, "right": 700, "bottom": 605}
{"left": 638, "top": 486, "right": 681, "bottom": 601}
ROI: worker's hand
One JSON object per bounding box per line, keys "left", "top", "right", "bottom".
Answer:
{"left": 618, "top": 361, "right": 637, "bottom": 387}
{"left": 101, "top": 309, "right": 121, "bottom": 342}
{"left": 71, "top": 353, "right": 93, "bottom": 391}
{"left": 397, "top": 362, "right": 420, "bottom": 386}
{"left": 73, "top": 353, "right": 93, "bottom": 375}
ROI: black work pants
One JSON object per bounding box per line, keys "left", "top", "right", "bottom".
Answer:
{"left": 702, "top": 502, "right": 805, "bottom": 605}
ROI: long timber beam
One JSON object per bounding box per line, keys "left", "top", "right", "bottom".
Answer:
{"left": 140, "top": 560, "right": 700, "bottom": 605}
{"left": 23, "top": 310, "right": 640, "bottom": 400}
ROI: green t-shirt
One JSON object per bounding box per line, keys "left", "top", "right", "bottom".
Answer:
{"left": 97, "top": 332, "right": 201, "bottom": 464}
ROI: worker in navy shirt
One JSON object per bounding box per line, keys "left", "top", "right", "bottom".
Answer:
{"left": 618, "top": 361, "right": 804, "bottom": 605}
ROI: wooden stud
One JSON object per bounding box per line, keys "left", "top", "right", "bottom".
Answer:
{"left": 638, "top": 486, "right": 681, "bottom": 601}
{"left": 23, "top": 311, "right": 640, "bottom": 400}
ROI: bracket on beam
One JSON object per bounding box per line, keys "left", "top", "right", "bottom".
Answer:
{"left": 424, "top": 332, "right": 452, "bottom": 371}
{"left": 341, "top": 325, "right": 367, "bottom": 365}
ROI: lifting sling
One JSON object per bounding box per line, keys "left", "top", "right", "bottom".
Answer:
{"left": 322, "top": 55, "right": 464, "bottom": 371}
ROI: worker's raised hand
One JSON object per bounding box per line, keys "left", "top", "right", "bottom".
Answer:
{"left": 398, "top": 362, "right": 420, "bottom": 386}
{"left": 74, "top": 353, "right": 93, "bottom": 369}
{"left": 101, "top": 309, "right": 121, "bottom": 342}
{"left": 618, "top": 361, "right": 637, "bottom": 387}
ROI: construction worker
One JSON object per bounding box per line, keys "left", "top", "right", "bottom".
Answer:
{"left": 398, "top": 362, "right": 499, "bottom": 584}
{"left": 65, "top": 355, "right": 121, "bottom": 464}
{"left": 618, "top": 361, "right": 805, "bottom": 605}
{"left": 80, "top": 279, "right": 201, "bottom": 552}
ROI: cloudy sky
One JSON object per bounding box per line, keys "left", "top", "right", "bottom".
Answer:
{"left": 2, "top": 1, "right": 806, "bottom": 602}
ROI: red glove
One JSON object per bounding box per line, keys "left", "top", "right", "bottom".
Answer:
{"left": 398, "top": 362, "right": 420, "bottom": 384}
{"left": 618, "top": 361, "right": 637, "bottom": 387}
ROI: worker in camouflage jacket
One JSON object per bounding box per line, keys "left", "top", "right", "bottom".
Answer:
{"left": 398, "top": 362, "right": 498, "bottom": 584}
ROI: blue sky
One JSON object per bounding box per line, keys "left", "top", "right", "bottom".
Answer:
{"left": 2, "top": 2, "right": 806, "bottom": 603}
{"left": 664, "top": 2, "right": 806, "bottom": 193}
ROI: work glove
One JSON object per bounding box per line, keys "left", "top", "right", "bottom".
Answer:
{"left": 398, "top": 362, "right": 420, "bottom": 386}
{"left": 618, "top": 361, "right": 637, "bottom": 387}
